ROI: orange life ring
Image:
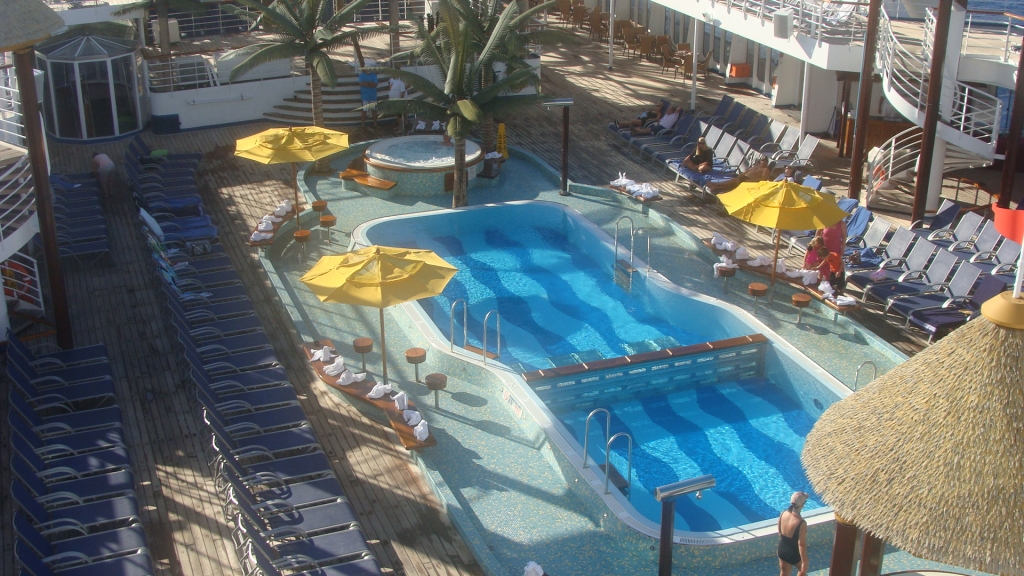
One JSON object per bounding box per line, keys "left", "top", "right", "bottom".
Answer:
{"left": 2, "top": 261, "right": 36, "bottom": 305}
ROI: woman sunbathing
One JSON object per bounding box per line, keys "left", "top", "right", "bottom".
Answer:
{"left": 707, "top": 158, "right": 772, "bottom": 192}
{"left": 683, "top": 138, "right": 714, "bottom": 174}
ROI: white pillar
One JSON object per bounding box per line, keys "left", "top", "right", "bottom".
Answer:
{"left": 926, "top": 139, "right": 947, "bottom": 213}
{"left": 799, "top": 61, "right": 812, "bottom": 143}
{"left": 926, "top": 2, "right": 967, "bottom": 213}
{"left": 608, "top": 0, "right": 616, "bottom": 70}
{"left": 690, "top": 17, "right": 700, "bottom": 112}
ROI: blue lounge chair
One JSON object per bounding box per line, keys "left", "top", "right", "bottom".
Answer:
{"left": 10, "top": 410, "right": 125, "bottom": 457}
{"left": 125, "top": 152, "right": 197, "bottom": 177}
{"left": 869, "top": 248, "right": 960, "bottom": 304}
{"left": 53, "top": 203, "right": 104, "bottom": 223}
{"left": 174, "top": 313, "right": 265, "bottom": 342}
{"left": 915, "top": 211, "right": 985, "bottom": 251}
{"left": 9, "top": 392, "right": 122, "bottom": 438}
{"left": 908, "top": 275, "right": 1007, "bottom": 342}
{"left": 162, "top": 282, "right": 256, "bottom": 319}
{"left": 136, "top": 182, "right": 204, "bottom": 200}
{"left": 606, "top": 98, "right": 672, "bottom": 141}
{"left": 153, "top": 257, "right": 239, "bottom": 286}
{"left": 134, "top": 193, "right": 204, "bottom": 218}
{"left": 159, "top": 274, "right": 248, "bottom": 305}
{"left": 949, "top": 219, "right": 1001, "bottom": 259}
{"left": 56, "top": 226, "right": 108, "bottom": 245}
{"left": 14, "top": 513, "right": 150, "bottom": 567}
{"left": 8, "top": 366, "right": 117, "bottom": 410}
{"left": 189, "top": 362, "right": 291, "bottom": 394}
{"left": 213, "top": 437, "right": 333, "bottom": 485}
{"left": 132, "top": 134, "right": 203, "bottom": 165}
{"left": 171, "top": 316, "right": 270, "bottom": 354}
{"left": 969, "top": 238, "right": 1020, "bottom": 277}
{"left": 6, "top": 349, "right": 113, "bottom": 389}
{"left": 193, "top": 368, "right": 298, "bottom": 414}
{"left": 154, "top": 253, "right": 234, "bottom": 275}
{"left": 885, "top": 262, "right": 984, "bottom": 323}
{"left": 6, "top": 331, "right": 109, "bottom": 370}
{"left": 12, "top": 481, "right": 141, "bottom": 533}
{"left": 13, "top": 435, "right": 132, "bottom": 480}
{"left": 205, "top": 410, "right": 320, "bottom": 460}
{"left": 11, "top": 454, "right": 136, "bottom": 503}
{"left": 244, "top": 535, "right": 382, "bottom": 576}
{"left": 237, "top": 515, "right": 373, "bottom": 572}
{"left": 181, "top": 338, "right": 282, "bottom": 376}
{"left": 909, "top": 198, "right": 960, "bottom": 233}
{"left": 217, "top": 465, "right": 345, "bottom": 512}
{"left": 847, "top": 226, "right": 915, "bottom": 271}
{"left": 228, "top": 482, "right": 359, "bottom": 539}
{"left": 629, "top": 113, "right": 696, "bottom": 157}
{"left": 59, "top": 239, "right": 113, "bottom": 268}
{"left": 219, "top": 466, "right": 351, "bottom": 528}
{"left": 15, "top": 540, "right": 153, "bottom": 576}
{"left": 849, "top": 239, "right": 937, "bottom": 301}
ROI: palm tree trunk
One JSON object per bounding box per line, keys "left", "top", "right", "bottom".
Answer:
{"left": 479, "top": 67, "right": 495, "bottom": 153}
{"left": 389, "top": 0, "right": 400, "bottom": 56}
{"left": 310, "top": 65, "right": 331, "bottom": 173}
{"left": 157, "top": 0, "right": 171, "bottom": 57}
{"left": 353, "top": 38, "right": 366, "bottom": 69}
{"left": 452, "top": 138, "right": 467, "bottom": 207}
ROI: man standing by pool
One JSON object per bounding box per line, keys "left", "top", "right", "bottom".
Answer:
{"left": 92, "top": 152, "right": 116, "bottom": 199}
{"left": 359, "top": 59, "right": 379, "bottom": 128}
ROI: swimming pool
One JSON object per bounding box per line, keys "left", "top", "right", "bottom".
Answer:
{"left": 357, "top": 201, "right": 839, "bottom": 534}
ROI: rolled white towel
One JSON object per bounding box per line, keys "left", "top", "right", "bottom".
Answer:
{"left": 775, "top": 259, "right": 787, "bottom": 274}
{"left": 273, "top": 206, "right": 288, "bottom": 217}
{"left": 394, "top": 391, "right": 408, "bottom": 411}
{"left": 250, "top": 231, "right": 273, "bottom": 242}
{"left": 413, "top": 419, "right": 429, "bottom": 441}
{"left": 366, "top": 382, "right": 392, "bottom": 399}
{"left": 748, "top": 255, "right": 773, "bottom": 267}
{"left": 722, "top": 241, "right": 739, "bottom": 251}
{"left": 711, "top": 232, "right": 730, "bottom": 246}
{"left": 323, "top": 357, "right": 348, "bottom": 377}
{"left": 836, "top": 295, "right": 858, "bottom": 307}
{"left": 818, "top": 280, "right": 835, "bottom": 296}
{"left": 415, "top": 120, "right": 426, "bottom": 131}
{"left": 523, "top": 562, "right": 545, "bottom": 576}
{"left": 263, "top": 214, "right": 282, "bottom": 223}
{"left": 735, "top": 246, "right": 750, "bottom": 261}
{"left": 403, "top": 410, "right": 422, "bottom": 426}
{"left": 713, "top": 256, "right": 739, "bottom": 277}
{"left": 310, "top": 346, "right": 335, "bottom": 363}
{"left": 801, "top": 270, "right": 819, "bottom": 286}
{"left": 785, "top": 269, "right": 803, "bottom": 278}
{"left": 279, "top": 200, "right": 292, "bottom": 212}
{"left": 431, "top": 120, "right": 442, "bottom": 131}
{"left": 257, "top": 221, "right": 274, "bottom": 232}
{"left": 336, "top": 370, "right": 366, "bottom": 386}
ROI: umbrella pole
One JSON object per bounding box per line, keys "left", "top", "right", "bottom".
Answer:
{"left": 770, "top": 231, "right": 781, "bottom": 302}
{"left": 293, "top": 163, "right": 301, "bottom": 230}
{"left": 379, "top": 307, "right": 389, "bottom": 386}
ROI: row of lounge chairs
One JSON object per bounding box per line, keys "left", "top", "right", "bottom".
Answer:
{"left": 842, "top": 199, "right": 1020, "bottom": 342}
{"left": 607, "top": 95, "right": 820, "bottom": 199}
{"left": 50, "top": 173, "right": 113, "bottom": 268}
{"left": 7, "top": 330, "right": 157, "bottom": 576}
{"left": 133, "top": 140, "right": 383, "bottom": 576}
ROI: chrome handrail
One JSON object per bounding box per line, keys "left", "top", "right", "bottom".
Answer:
{"left": 604, "top": 432, "right": 633, "bottom": 499}
{"left": 614, "top": 216, "right": 634, "bottom": 271}
{"left": 582, "top": 408, "right": 611, "bottom": 469}
{"left": 449, "top": 299, "right": 467, "bottom": 352}
{"left": 853, "top": 360, "right": 877, "bottom": 391}
{"left": 482, "top": 310, "right": 501, "bottom": 365}
{"left": 635, "top": 227, "right": 653, "bottom": 277}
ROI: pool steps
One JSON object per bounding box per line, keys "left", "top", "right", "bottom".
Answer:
{"left": 520, "top": 334, "right": 769, "bottom": 413}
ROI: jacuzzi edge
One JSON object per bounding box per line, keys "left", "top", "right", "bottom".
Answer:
{"left": 351, "top": 199, "right": 844, "bottom": 546}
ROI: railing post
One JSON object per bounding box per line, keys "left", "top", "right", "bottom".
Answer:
{"left": 14, "top": 48, "right": 74, "bottom": 349}
{"left": 998, "top": 43, "right": 1024, "bottom": 209}
{"left": 847, "top": 0, "right": 882, "bottom": 200}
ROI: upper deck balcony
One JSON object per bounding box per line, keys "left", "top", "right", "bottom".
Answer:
{"left": 655, "top": 0, "right": 871, "bottom": 71}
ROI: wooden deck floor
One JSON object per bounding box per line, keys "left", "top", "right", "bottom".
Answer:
{"left": 3, "top": 23, "right": 1009, "bottom": 576}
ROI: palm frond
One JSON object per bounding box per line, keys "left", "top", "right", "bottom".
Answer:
{"left": 316, "top": 24, "right": 391, "bottom": 51}
{"left": 323, "top": 0, "right": 373, "bottom": 30}
{"left": 232, "top": 0, "right": 305, "bottom": 39}
{"left": 474, "top": 67, "right": 539, "bottom": 102}
{"left": 480, "top": 93, "right": 545, "bottom": 117}
{"left": 509, "top": 1, "right": 556, "bottom": 28}
{"left": 473, "top": 1, "right": 519, "bottom": 70}
{"left": 227, "top": 42, "right": 305, "bottom": 82}
{"left": 307, "top": 49, "right": 338, "bottom": 87}
{"left": 370, "top": 98, "right": 447, "bottom": 120}
{"left": 364, "top": 67, "right": 450, "bottom": 104}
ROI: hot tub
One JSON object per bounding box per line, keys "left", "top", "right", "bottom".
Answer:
{"left": 362, "top": 135, "right": 484, "bottom": 196}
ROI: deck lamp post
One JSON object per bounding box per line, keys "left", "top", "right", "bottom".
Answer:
{"left": 654, "top": 475, "right": 716, "bottom": 576}
{"left": 542, "top": 98, "right": 574, "bottom": 196}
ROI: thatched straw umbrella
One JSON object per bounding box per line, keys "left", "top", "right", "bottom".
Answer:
{"left": 0, "top": 0, "right": 65, "bottom": 52}
{"left": 802, "top": 288, "right": 1024, "bottom": 575}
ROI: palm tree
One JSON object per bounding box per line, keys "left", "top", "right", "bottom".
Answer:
{"left": 451, "top": 0, "right": 579, "bottom": 152}
{"left": 112, "top": 0, "right": 205, "bottom": 57}
{"left": 225, "top": 0, "right": 387, "bottom": 171}
{"left": 370, "top": 0, "right": 546, "bottom": 207}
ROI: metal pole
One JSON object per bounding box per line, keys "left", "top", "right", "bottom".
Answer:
{"left": 658, "top": 499, "right": 675, "bottom": 576}
{"left": 14, "top": 48, "right": 74, "bottom": 349}
{"left": 608, "top": 0, "right": 616, "bottom": 70}
{"left": 911, "top": 0, "right": 954, "bottom": 224}
{"left": 690, "top": 17, "right": 698, "bottom": 112}
{"left": 998, "top": 45, "right": 1024, "bottom": 209}
{"left": 379, "top": 307, "right": 389, "bottom": 385}
{"left": 560, "top": 106, "right": 570, "bottom": 196}
{"left": 847, "top": 0, "right": 882, "bottom": 200}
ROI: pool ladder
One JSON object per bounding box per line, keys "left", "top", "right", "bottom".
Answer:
{"left": 448, "top": 300, "right": 501, "bottom": 365}
{"left": 583, "top": 408, "right": 634, "bottom": 500}
{"left": 614, "top": 217, "right": 655, "bottom": 290}
{"left": 853, "top": 361, "right": 877, "bottom": 391}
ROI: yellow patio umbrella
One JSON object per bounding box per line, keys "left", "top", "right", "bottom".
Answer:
{"left": 235, "top": 126, "right": 349, "bottom": 228}
{"left": 717, "top": 181, "right": 851, "bottom": 292}
{"left": 300, "top": 246, "right": 458, "bottom": 385}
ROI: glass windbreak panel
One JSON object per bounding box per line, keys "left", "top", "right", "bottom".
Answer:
{"left": 79, "top": 60, "right": 114, "bottom": 138}
{"left": 630, "top": 0, "right": 636, "bottom": 22}
{"left": 673, "top": 12, "right": 680, "bottom": 43}
{"left": 756, "top": 43, "right": 767, "bottom": 82}
{"left": 49, "top": 61, "right": 81, "bottom": 139}
{"left": 724, "top": 32, "right": 733, "bottom": 65}
{"left": 664, "top": 10, "right": 670, "bottom": 35}
{"left": 769, "top": 49, "right": 781, "bottom": 92}
{"left": 713, "top": 27, "right": 723, "bottom": 63}
{"left": 112, "top": 55, "right": 138, "bottom": 133}
{"left": 37, "top": 57, "right": 56, "bottom": 136}
{"left": 682, "top": 15, "right": 690, "bottom": 43}
{"left": 746, "top": 40, "right": 755, "bottom": 68}
{"left": 703, "top": 22, "right": 711, "bottom": 55}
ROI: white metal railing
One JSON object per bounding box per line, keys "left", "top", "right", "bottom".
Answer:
{"left": 159, "top": 3, "right": 255, "bottom": 41}
{"left": 878, "top": 8, "right": 1003, "bottom": 147}
{"left": 354, "top": 0, "right": 427, "bottom": 23}
{"left": 2, "top": 251, "right": 44, "bottom": 314}
{"left": 714, "top": 0, "right": 870, "bottom": 46}
{"left": 961, "top": 10, "right": 1024, "bottom": 63}
{"left": 145, "top": 51, "right": 305, "bottom": 93}
{"left": 0, "top": 157, "right": 36, "bottom": 245}
{"left": 0, "top": 61, "right": 25, "bottom": 149}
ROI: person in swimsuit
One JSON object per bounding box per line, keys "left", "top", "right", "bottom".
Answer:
{"left": 683, "top": 137, "right": 714, "bottom": 174}
{"left": 778, "top": 491, "right": 809, "bottom": 576}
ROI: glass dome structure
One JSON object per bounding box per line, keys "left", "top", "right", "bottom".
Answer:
{"left": 36, "top": 35, "right": 143, "bottom": 140}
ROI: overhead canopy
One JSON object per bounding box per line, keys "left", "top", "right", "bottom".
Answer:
{"left": 0, "top": 0, "right": 65, "bottom": 52}
{"left": 802, "top": 315, "right": 1024, "bottom": 575}
{"left": 37, "top": 35, "right": 137, "bottom": 61}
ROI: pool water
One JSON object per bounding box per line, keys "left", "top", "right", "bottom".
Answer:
{"left": 559, "top": 378, "right": 822, "bottom": 531}
{"left": 411, "top": 225, "right": 710, "bottom": 371}
{"left": 366, "top": 136, "right": 482, "bottom": 167}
